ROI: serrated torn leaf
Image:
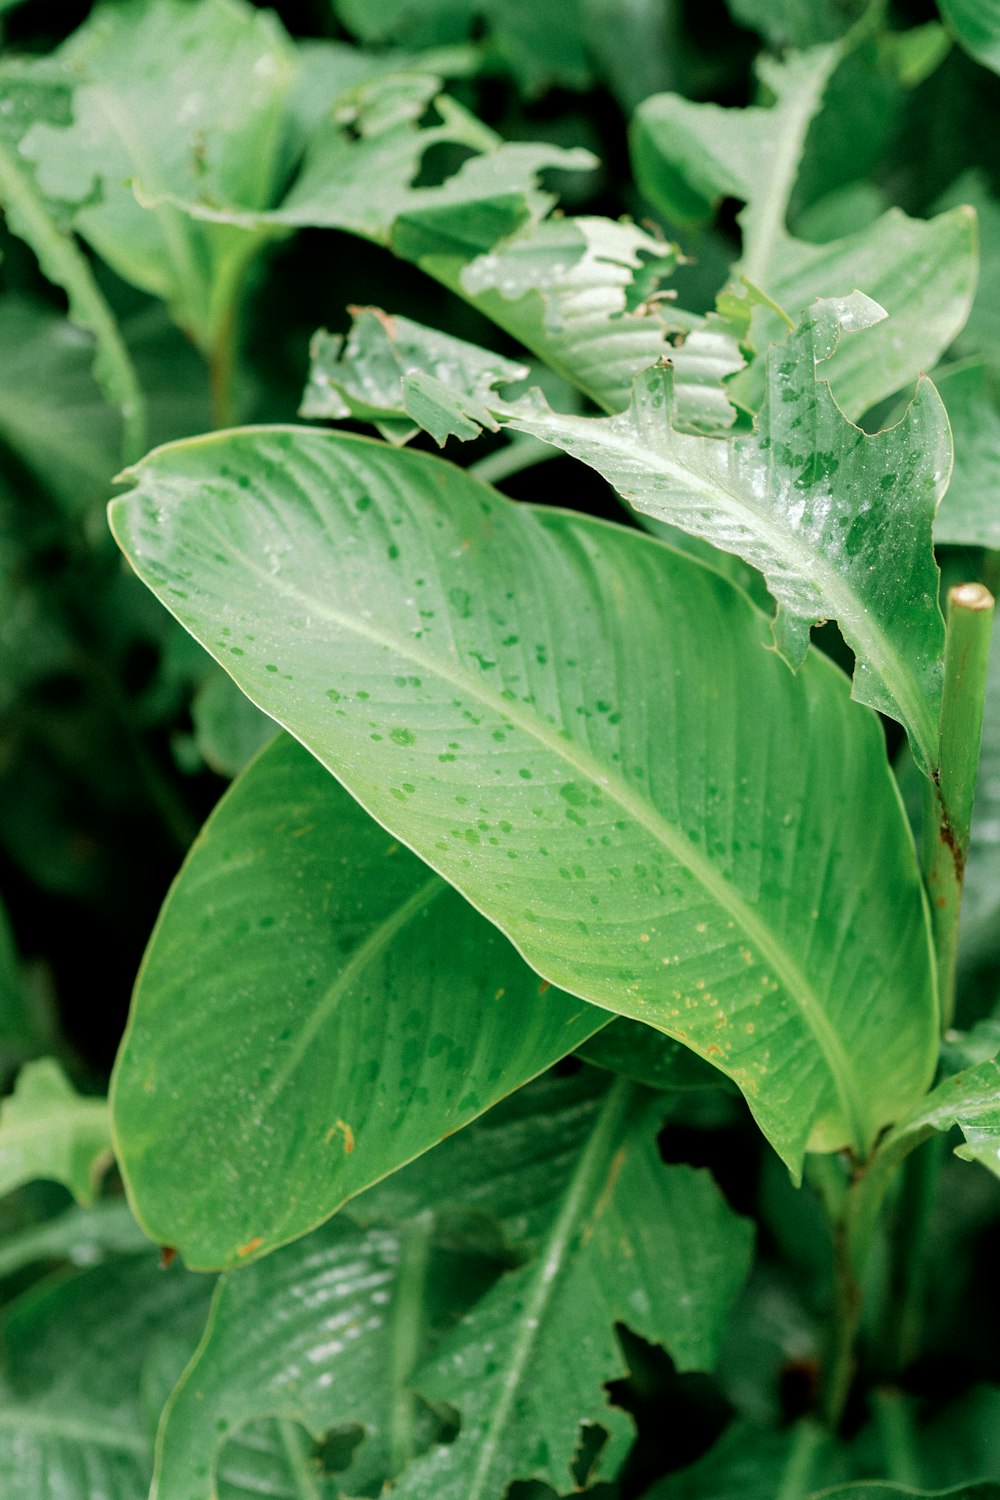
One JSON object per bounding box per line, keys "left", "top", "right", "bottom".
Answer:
{"left": 632, "top": 46, "right": 977, "bottom": 419}
{"left": 321, "top": 294, "right": 947, "bottom": 771}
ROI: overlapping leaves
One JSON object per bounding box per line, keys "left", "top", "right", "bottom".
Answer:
{"left": 308, "top": 295, "right": 949, "bottom": 773}
{"left": 110, "top": 427, "right": 937, "bottom": 1171}
{"left": 153, "top": 1073, "right": 753, "bottom": 1500}
{"left": 112, "top": 734, "right": 603, "bottom": 1269}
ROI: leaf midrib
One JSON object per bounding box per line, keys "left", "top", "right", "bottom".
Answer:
{"left": 464, "top": 1079, "right": 636, "bottom": 1500}
{"left": 117, "top": 436, "right": 869, "bottom": 1152}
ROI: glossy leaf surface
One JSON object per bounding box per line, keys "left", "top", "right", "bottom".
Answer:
{"left": 112, "top": 734, "right": 602, "bottom": 1270}
{"left": 961, "top": 613, "right": 1000, "bottom": 963}
{"left": 154, "top": 1072, "right": 752, "bottom": 1500}
{"left": 0, "top": 1058, "right": 111, "bottom": 1204}
{"left": 0, "top": 1253, "right": 212, "bottom": 1500}
{"left": 389, "top": 1084, "right": 752, "bottom": 1500}
{"left": 632, "top": 48, "right": 977, "bottom": 419}
{"left": 362, "top": 297, "right": 948, "bottom": 769}
{"left": 110, "top": 426, "right": 938, "bottom": 1170}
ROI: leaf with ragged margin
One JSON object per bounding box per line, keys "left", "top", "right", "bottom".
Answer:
{"left": 152, "top": 1071, "right": 753, "bottom": 1500}
{"left": 631, "top": 46, "right": 977, "bottom": 420}
{"left": 300, "top": 309, "right": 529, "bottom": 445}
{"left": 384, "top": 1082, "right": 754, "bottom": 1500}
{"left": 346, "top": 295, "right": 947, "bottom": 772}
{"left": 112, "top": 733, "right": 603, "bottom": 1270}
{"left": 109, "top": 425, "right": 938, "bottom": 1172}
{"left": 0, "top": 1059, "right": 111, "bottom": 1205}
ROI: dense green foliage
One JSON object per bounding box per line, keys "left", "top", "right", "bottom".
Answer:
{"left": 3, "top": 1, "right": 1000, "bottom": 1496}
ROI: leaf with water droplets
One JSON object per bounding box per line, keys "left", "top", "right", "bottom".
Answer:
{"left": 152, "top": 1072, "right": 753, "bottom": 1500}
{"left": 110, "top": 425, "right": 938, "bottom": 1171}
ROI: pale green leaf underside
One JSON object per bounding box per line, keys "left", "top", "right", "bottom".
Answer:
{"left": 0, "top": 1058, "right": 112, "bottom": 1204}
{"left": 632, "top": 46, "right": 977, "bottom": 420}
{"left": 112, "top": 733, "right": 603, "bottom": 1270}
{"left": 109, "top": 426, "right": 937, "bottom": 1170}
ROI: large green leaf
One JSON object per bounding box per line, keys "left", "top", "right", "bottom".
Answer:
{"left": 19, "top": 0, "right": 297, "bottom": 353}
{"left": 112, "top": 733, "right": 603, "bottom": 1270}
{"left": 631, "top": 47, "right": 977, "bottom": 419}
{"left": 341, "top": 296, "right": 947, "bottom": 770}
{"left": 723, "top": 0, "right": 865, "bottom": 47}
{"left": 153, "top": 1072, "right": 753, "bottom": 1500}
{"left": 0, "top": 1059, "right": 112, "bottom": 1204}
{"left": 0, "top": 1253, "right": 212, "bottom": 1499}
{"left": 812, "top": 1488, "right": 1000, "bottom": 1499}
{"left": 938, "top": 0, "right": 1000, "bottom": 73}
{"left": 109, "top": 425, "right": 938, "bottom": 1171}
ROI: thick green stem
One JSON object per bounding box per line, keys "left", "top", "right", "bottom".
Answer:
{"left": 879, "top": 1133, "right": 945, "bottom": 1377}
{"left": 923, "top": 582, "right": 995, "bottom": 1031}
{"left": 821, "top": 1205, "right": 863, "bottom": 1429}
{"left": 775, "top": 1420, "right": 827, "bottom": 1500}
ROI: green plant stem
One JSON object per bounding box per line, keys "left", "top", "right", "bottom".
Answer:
{"left": 871, "top": 1387, "right": 921, "bottom": 1487}
{"left": 923, "top": 582, "right": 995, "bottom": 1031}
{"left": 879, "top": 1133, "right": 945, "bottom": 1377}
{"left": 775, "top": 1420, "right": 826, "bottom": 1500}
{"left": 209, "top": 303, "right": 239, "bottom": 431}
{"left": 821, "top": 1205, "right": 864, "bottom": 1429}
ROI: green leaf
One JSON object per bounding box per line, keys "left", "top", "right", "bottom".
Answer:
{"left": 632, "top": 48, "right": 977, "bottom": 419}
{"left": 937, "top": 171, "right": 1000, "bottom": 370}
{"left": 153, "top": 1073, "right": 753, "bottom": 1500}
{"left": 395, "top": 294, "right": 947, "bottom": 770}
{"left": 112, "top": 733, "right": 603, "bottom": 1270}
{"left": 0, "top": 1059, "right": 112, "bottom": 1204}
{"left": 109, "top": 425, "right": 938, "bottom": 1171}
{"left": 300, "top": 308, "right": 530, "bottom": 445}
{"left": 938, "top": 0, "right": 1000, "bottom": 74}
{"left": 19, "top": 0, "right": 297, "bottom": 353}
{"left": 387, "top": 1084, "right": 753, "bottom": 1500}
{"left": 0, "top": 294, "right": 122, "bottom": 513}
{"left": 812, "top": 1487, "right": 1000, "bottom": 1498}
{"left": 934, "top": 362, "right": 1000, "bottom": 549}
{"left": 190, "top": 667, "right": 278, "bottom": 778}
{"left": 723, "top": 0, "right": 865, "bottom": 48}
{"left": 961, "top": 611, "right": 1000, "bottom": 963}
{"left": 878, "top": 1056, "right": 1000, "bottom": 1182}
{"left": 0, "top": 1199, "right": 149, "bottom": 1279}
{"left": 575, "top": 1018, "right": 732, "bottom": 1093}
{"left": 332, "top": 0, "right": 593, "bottom": 95}
{"left": 0, "top": 1252, "right": 213, "bottom": 1499}
{"left": 0, "top": 60, "right": 146, "bottom": 460}
{"left": 427, "top": 214, "right": 687, "bottom": 417}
